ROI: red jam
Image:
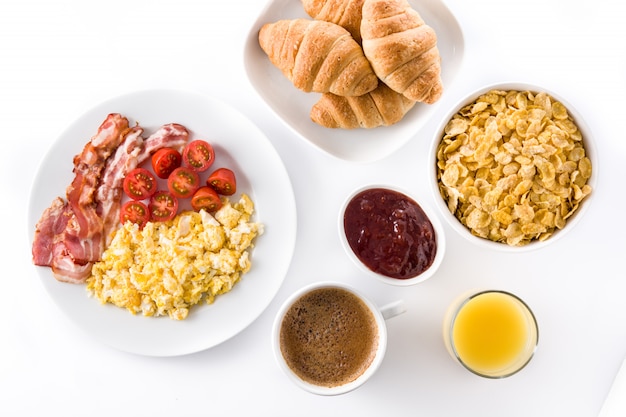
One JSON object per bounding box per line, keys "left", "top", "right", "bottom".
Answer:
{"left": 343, "top": 188, "right": 437, "bottom": 279}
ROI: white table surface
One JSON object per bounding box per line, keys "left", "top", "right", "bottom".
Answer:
{"left": 2, "top": 0, "right": 625, "bottom": 416}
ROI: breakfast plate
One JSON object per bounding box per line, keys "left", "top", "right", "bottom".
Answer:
{"left": 244, "top": 0, "right": 465, "bottom": 163}
{"left": 27, "top": 89, "right": 297, "bottom": 356}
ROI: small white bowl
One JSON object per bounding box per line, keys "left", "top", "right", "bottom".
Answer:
{"left": 429, "top": 82, "right": 598, "bottom": 252}
{"left": 338, "top": 184, "right": 446, "bottom": 286}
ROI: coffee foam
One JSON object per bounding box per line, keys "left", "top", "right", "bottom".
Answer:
{"left": 279, "top": 287, "right": 379, "bottom": 387}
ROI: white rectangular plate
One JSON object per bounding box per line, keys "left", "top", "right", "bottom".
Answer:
{"left": 244, "top": 0, "right": 465, "bottom": 163}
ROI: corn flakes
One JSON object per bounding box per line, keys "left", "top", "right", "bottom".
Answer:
{"left": 435, "top": 90, "right": 592, "bottom": 246}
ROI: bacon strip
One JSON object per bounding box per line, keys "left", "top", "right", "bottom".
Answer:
{"left": 138, "top": 123, "right": 189, "bottom": 160}
{"left": 97, "top": 126, "right": 145, "bottom": 245}
{"left": 32, "top": 197, "right": 71, "bottom": 266}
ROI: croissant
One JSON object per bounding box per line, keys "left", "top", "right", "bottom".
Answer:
{"left": 310, "top": 82, "right": 416, "bottom": 128}
{"left": 258, "top": 19, "right": 378, "bottom": 97}
{"left": 301, "top": 0, "right": 365, "bottom": 44}
{"left": 360, "top": 0, "right": 443, "bottom": 104}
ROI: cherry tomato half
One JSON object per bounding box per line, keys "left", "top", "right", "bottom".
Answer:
{"left": 207, "top": 167, "right": 237, "bottom": 195}
{"left": 191, "top": 186, "right": 223, "bottom": 212}
{"left": 149, "top": 190, "right": 179, "bottom": 222}
{"left": 123, "top": 168, "right": 157, "bottom": 200}
{"left": 120, "top": 200, "right": 150, "bottom": 229}
{"left": 167, "top": 166, "right": 200, "bottom": 199}
{"left": 182, "top": 140, "right": 215, "bottom": 172}
{"left": 151, "top": 147, "right": 182, "bottom": 179}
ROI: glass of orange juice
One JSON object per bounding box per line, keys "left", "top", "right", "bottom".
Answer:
{"left": 443, "top": 290, "right": 539, "bottom": 378}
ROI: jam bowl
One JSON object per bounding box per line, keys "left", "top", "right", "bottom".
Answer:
{"left": 338, "top": 184, "right": 446, "bottom": 286}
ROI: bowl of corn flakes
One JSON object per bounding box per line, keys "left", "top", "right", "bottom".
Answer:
{"left": 429, "top": 82, "right": 597, "bottom": 251}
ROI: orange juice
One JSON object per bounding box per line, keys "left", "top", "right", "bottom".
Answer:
{"left": 447, "top": 291, "right": 538, "bottom": 378}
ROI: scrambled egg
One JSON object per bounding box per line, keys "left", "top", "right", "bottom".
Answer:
{"left": 86, "top": 194, "right": 263, "bottom": 320}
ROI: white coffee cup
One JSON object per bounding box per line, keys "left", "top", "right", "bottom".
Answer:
{"left": 272, "top": 281, "right": 406, "bottom": 395}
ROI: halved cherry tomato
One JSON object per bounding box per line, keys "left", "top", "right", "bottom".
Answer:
{"left": 182, "top": 140, "right": 215, "bottom": 172}
{"left": 120, "top": 200, "right": 150, "bottom": 229}
{"left": 167, "top": 166, "right": 200, "bottom": 199}
{"left": 207, "top": 167, "right": 237, "bottom": 195}
{"left": 191, "top": 186, "right": 223, "bottom": 212}
{"left": 123, "top": 168, "right": 157, "bottom": 200}
{"left": 151, "top": 147, "right": 182, "bottom": 179}
{"left": 149, "top": 190, "right": 179, "bottom": 222}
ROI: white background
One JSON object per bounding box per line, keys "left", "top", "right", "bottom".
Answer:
{"left": 2, "top": 0, "right": 625, "bottom": 416}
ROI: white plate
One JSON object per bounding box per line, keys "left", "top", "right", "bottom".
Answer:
{"left": 244, "top": 0, "right": 465, "bottom": 163}
{"left": 27, "top": 89, "right": 297, "bottom": 357}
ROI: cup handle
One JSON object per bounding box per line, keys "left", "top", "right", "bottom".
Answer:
{"left": 380, "top": 300, "right": 406, "bottom": 320}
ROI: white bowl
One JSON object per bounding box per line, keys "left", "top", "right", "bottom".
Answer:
{"left": 338, "top": 184, "right": 446, "bottom": 286}
{"left": 428, "top": 82, "right": 598, "bottom": 252}
{"left": 243, "top": 0, "right": 465, "bottom": 163}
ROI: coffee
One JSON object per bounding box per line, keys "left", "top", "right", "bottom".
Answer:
{"left": 279, "top": 287, "right": 379, "bottom": 388}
